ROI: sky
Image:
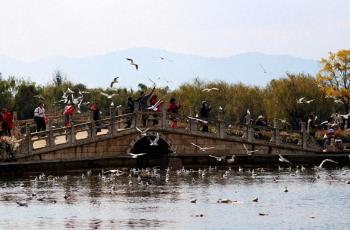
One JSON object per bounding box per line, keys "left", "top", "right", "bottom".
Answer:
{"left": 0, "top": 0, "right": 349, "bottom": 61}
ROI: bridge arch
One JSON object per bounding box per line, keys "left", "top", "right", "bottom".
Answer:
{"left": 127, "top": 132, "right": 176, "bottom": 168}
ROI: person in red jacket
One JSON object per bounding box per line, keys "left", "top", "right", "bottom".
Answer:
{"left": 2, "top": 108, "right": 13, "bottom": 136}
{"left": 168, "top": 98, "right": 181, "bottom": 128}
{"left": 63, "top": 103, "right": 75, "bottom": 127}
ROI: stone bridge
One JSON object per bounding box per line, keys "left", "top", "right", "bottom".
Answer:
{"left": 5, "top": 109, "right": 348, "bottom": 171}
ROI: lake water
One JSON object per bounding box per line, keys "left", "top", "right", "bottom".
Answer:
{"left": 0, "top": 166, "right": 349, "bottom": 230}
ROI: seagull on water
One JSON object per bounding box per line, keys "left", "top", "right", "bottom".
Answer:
{"left": 209, "top": 155, "right": 226, "bottom": 162}
{"left": 318, "top": 159, "right": 339, "bottom": 168}
{"left": 136, "top": 127, "right": 150, "bottom": 136}
{"left": 110, "top": 77, "right": 119, "bottom": 88}
{"left": 128, "top": 153, "right": 147, "bottom": 158}
{"left": 279, "top": 154, "right": 291, "bottom": 164}
{"left": 126, "top": 58, "right": 139, "bottom": 70}
{"left": 243, "top": 144, "right": 259, "bottom": 155}
{"left": 191, "top": 143, "right": 215, "bottom": 152}
{"left": 227, "top": 155, "right": 236, "bottom": 164}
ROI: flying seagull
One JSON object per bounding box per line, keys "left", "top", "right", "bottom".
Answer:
{"left": 100, "top": 92, "right": 118, "bottom": 99}
{"left": 202, "top": 88, "right": 219, "bottom": 92}
{"left": 187, "top": 116, "right": 208, "bottom": 124}
{"left": 136, "top": 127, "right": 150, "bottom": 136}
{"left": 259, "top": 63, "right": 267, "bottom": 74}
{"left": 110, "top": 77, "right": 119, "bottom": 88}
{"left": 209, "top": 155, "right": 226, "bottom": 162}
{"left": 191, "top": 143, "right": 215, "bottom": 152}
{"left": 243, "top": 144, "right": 259, "bottom": 155}
{"left": 297, "top": 97, "right": 305, "bottom": 104}
{"left": 318, "top": 159, "right": 339, "bottom": 168}
{"left": 148, "top": 132, "right": 160, "bottom": 146}
{"left": 126, "top": 58, "right": 139, "bottom": 70}
{"left": 278, "top": 154, "right": 291, "bottom": 164}
{"left": 128, "top": 153, "right": 147, "bottom": 158}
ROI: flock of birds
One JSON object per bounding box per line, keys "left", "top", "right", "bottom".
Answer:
{"left": 10, "top": 160, "right": 350, "bottom": 209}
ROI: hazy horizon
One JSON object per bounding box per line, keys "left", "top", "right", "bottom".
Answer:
{"left": 0, "top": 0, "right": 349, "bottom": 62}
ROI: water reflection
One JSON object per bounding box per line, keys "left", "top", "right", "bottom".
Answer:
{"left": 0, "top": 166, "right": 349, "bottom": 229}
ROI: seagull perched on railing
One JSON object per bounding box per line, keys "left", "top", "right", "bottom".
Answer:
{"left": 202, "top": 87, "right": 219, "bottom": 92}
{"left": 191, "top": 143, "right": 215, "bottom": 152}
{"left": 318, "top": 159, "right": 339, "bottom": 168}
{"left": 209, "top": 155, "right": 226, "bottom": 162}
{"left": 187, "top": 116, "right": 208, "bottom": 124}
{"left": 126, "top": 58, "right": 139, "bottom": 70}
{"left": 243, "top": 144, "right": 259, "bottom": 155}
{"left": 128, "top": 153, "right": 147, "bottom": 158}
{"left": 148, "top": 132, "right": 160, "bottom": 146}
{"left": 136, "top": 127, "right": 150, "bottom": 136}
{"left": 278, "top": 154, "right": 291, "bottom": 164}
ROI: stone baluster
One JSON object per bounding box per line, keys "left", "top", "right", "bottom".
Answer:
{"left": 247, "top": 124, "right": 254, "bottom": 142}
{"left": 217, "top": 109, "right": 225, "bottom": 138}
{"left": 70, "top": 122, "right": 76, "bottom": 144}
{"left": 300, "top": 122, "right": 308, "bottom": 149}
{"left": 161, "top": 105, "right": 167, "bottom": 128}
{"left": 48, "top": 120, "right": 54, "bottom": 147}
{"left": 26, "top": 124, "right": 32, "bottom": 154}
{"left": 89, "top": 111, "right": 96, "bottom": 140}
{"left": 271, "top": 118, "right": 280, "bottom": 145}
{"left": 110, "top": 106, "right": 116, "bottom": 136}
{"left": 189, "top": 119, "right": 197, "bottom": 134}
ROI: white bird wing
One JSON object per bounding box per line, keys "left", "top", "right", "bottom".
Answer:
{"left": 100, "top": 92, "right": 109, "bottom": 97}
{"left": 319, "top": 159, "right": 338, "bottom": 167}
{"left": 136, "top": 127, "right": 142, "bottom": 133}
{"left": 203, "top": 147, "right": 215, "bottom": 151}
{"left": 154, "top": 132, "right": 160, "bottom": 142}
{"left": 279, "top": 154, "right": 291, "bottom": 164}
{"left": 143, "top": 128, "right": 150, "bottom": 134}
{"left": 211, "top": 88, "right": 219, "bottom": 91}
{"left": 191, "top": 143, "right": 202, "bottom": 149}
{"left": 243, "top": 144, "right": 249, "bottom": 153}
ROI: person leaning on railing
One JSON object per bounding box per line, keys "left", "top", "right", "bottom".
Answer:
{"left": 89, "top": 103, "right": 101, "bottom": 133}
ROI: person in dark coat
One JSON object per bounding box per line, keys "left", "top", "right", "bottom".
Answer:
{"left": 135, "top": 85, "right": 156, "bottom": 126}
{"left": 90, "top": 103, "right": 101, "bottom": 133}
{"left": 125, "top": 97, "right": 134, "bottom": 128}
{"left": 200, "top": 101, "right": 211, "bottom": 132}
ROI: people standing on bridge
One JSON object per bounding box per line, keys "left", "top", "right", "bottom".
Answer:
{"left": 90, "top": 103, "right": 101, "bottom": 133}
{"left": 200, "top": 101, "right": 211, "bottom": 132}
{"left": 307, "top": 113, "right": 317, "bottom": 138}
{"left": 124, "top": 97, "right": 135, "bottom": 128}
{"left": 63, "top": 103, "right": 75, "bottom": 127}
{"left": 135, "top": 85, "right": 156, "bottom": 126}
{"left": 168, "top": 97, "right": 181, "bottom": 128}
{"left": 34, "top": 103, "right": 46, "bottom": 133}
{"left": 2, "top": 108, "right": 13, "bottom": 136}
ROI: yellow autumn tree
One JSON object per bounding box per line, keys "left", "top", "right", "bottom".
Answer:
{"left": 316, "top": 50, "right": 350, "bottom": 113}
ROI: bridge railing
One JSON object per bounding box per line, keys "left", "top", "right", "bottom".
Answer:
{"left": 14, "top": 109, "right": 317, "bottom": 158}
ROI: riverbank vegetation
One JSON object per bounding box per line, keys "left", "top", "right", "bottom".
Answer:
{"left": 0, "top": 50, "right": 349, "bottom": 131}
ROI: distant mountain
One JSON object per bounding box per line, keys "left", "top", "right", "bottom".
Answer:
{"left": 0, "top": 48, "right": 320, "bottom": 89}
